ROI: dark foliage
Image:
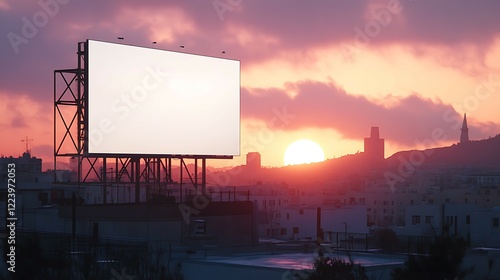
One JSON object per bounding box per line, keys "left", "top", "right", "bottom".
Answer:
{"left": 295, "top": 255, "right": 368, "bottom": 280}
{"left": 373, "top": 229, "right": 399, "bottom": 252}
{"left": 3, "top": 233, "right": 184, "bottom": 280}
{"left": 11, "top": 234, "right": 71, "bottom": 280}
{"left": 391, "top": 233, "right": 472, "bottom": 280}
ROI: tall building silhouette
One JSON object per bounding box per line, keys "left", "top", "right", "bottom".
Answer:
{"left": 246, "top": 152, "right": 261, "bottom": 169}
{"left": 460, "top": 113, "right": 469, "bottom": 144}
{"left": 364, "top": 127, "right": 385, "bottom": 160}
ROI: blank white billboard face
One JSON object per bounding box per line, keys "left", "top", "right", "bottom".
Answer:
{"left": 86, "top": 40, "right": 240, "bottom": 156}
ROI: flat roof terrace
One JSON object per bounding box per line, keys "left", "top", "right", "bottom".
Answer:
{"left": 179, "top": 251, "right": 406, "bottom": 280}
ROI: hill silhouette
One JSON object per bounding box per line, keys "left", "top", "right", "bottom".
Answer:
{"left": 209, "top": 135, "right": 500, "bottom": 187}
{"left": 386, "top": 134, "right": 500, "bottom": 169}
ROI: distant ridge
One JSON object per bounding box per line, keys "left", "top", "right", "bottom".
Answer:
{"left": 386, "top": 134, "right": 500, "bottom": 169}
{"left": 210, "top": 134, "right": 500, "bottom": 186}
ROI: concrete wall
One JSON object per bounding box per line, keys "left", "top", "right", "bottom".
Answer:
{"left": 401, "top": 204, "right": 442, "bottom": 236}
{"left": 19, "top": 201, "right": 255, "bottom": 246}
{"left": 471, "top": 208, "right": 500, "bottom": 247}
{"left": 273, "top": 206, "right": 368, "bottom": 240}
{"left": 187, "top": 215, "right": 253, "bottom": 246}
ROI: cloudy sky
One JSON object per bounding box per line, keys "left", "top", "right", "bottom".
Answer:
{"left": 1, "top": 0, "right": 500, "bottom": 168}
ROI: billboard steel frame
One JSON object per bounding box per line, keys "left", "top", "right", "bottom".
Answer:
{"left": 54, "top": 42, "right": 225, "bottom": 203}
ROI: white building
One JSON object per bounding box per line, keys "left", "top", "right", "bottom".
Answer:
{"left": 263, "top": 205, "right": 368, "bottom": 241}
{"left": 470, "top": 207, "right": 500, "bottom": 247}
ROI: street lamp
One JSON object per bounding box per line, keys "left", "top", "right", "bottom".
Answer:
{"left": 342, "top": 222, "right": 348, "bottom": 250}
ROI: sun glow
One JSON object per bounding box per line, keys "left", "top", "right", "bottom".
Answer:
{"left": 284, "top": 139, "right": 325, "bottom": 166}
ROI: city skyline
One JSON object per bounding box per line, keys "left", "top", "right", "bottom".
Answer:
{"left": 1, "top": 0, "right": 500, "bottom": 168}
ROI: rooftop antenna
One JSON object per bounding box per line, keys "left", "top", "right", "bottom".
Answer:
{"left": 21, "top": 136, "right": 33, "bottom": 154}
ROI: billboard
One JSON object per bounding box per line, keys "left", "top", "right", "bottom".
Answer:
{"left": 86, "top": 40, "right": 240, "bottom": 156}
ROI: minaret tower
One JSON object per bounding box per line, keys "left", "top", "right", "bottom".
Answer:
{"left": 460, "top": 113, "right": 469, "bottom": 144}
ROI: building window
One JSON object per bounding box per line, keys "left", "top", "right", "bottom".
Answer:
{"left": 445, "top": 198, "right": 450, "bottom": 203}
{"left": 38, "top": 192, "right": 49, "bottom": 205}
{"left": 412, "top": 215, "right": 421, "bottom": 225}
{"left": 360, "top": 198, "right": 366, "bottom": 204}
{"left": 299, "top": 209, "right": 304, "bottom": 215}
{"left": 193, "top": 220, "right": 206, "bottom": 234}
{"left": 411, "top": 200, "right": 414, "bottom": 205}
{"left": 287, "top": 213, "right": 290, "bottom": 220}
{"left": 493, "top": 218, "right": 499, "bottom": 228}
{"left": 281, "top": 228, "right": 286, "bottom": 235}
{"left": 428, "top": 199, "right": 434, "bottom": 204}
{"left": 466, "top": 215, "right": 470, "bottom": 225}
{"left": 425, "top": 216, "right": 434, "bottom": 224}
{"left": 293, "top": 227, "right": 299, "bottom": 234}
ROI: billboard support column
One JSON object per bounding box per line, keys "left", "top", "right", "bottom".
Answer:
{"left": 194, "top": 158, "right": 198, "bottom": 191}
{"left": 103, "top": 157, "right": 107, "bottom": 204}
{"left": 157, "top": 158, "right": 161, "bottom": 195}
{"left": 202, "top": 158, "right": 206, "bottom": 195}
{"left": 135, "top": 157, "right": 140, "bottom": 203}
{"left": 180, "top": 158, "right": 183, "bottom": 203}
{"left": 168, "top": 158, "right": 172, "bottom": 183}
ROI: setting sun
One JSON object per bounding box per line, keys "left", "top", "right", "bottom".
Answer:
{"left": 284, "top": 139, "right": 325, "bottom": 166}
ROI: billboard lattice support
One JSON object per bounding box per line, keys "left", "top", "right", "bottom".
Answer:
{"left": 54, "top": 42, "right": 215, "bottom": 204}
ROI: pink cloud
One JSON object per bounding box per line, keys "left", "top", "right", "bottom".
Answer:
{"left": 2, "top": 0, "right": 500, "bottom": 102}
{"left": 241, "top": 80, "right": 499, "bottom": 145}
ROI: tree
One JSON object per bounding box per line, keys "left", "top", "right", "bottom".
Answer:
{"left": 295, "top": 255, "right": 368, "bottom": 280}
{"left": 373, "top": 228, "right": 398, "bottom": 252}
{"left": 11, "top": 234, "right": 71, "bottom": 280}
{"left": 391, "top": 232, "right": 472, "bottom": 280}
